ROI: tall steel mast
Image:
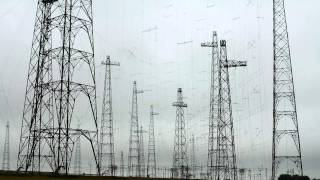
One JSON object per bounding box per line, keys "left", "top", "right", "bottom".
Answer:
{"left": 172, "top": 88, "right": 188, "bottom": 179}
{"left": 100, "top": 55, "right": 120, "bottom": 176}
{"left": 17, "top": 0, "right": 99, "bottom": 174}
{"left": 147, "top": 105, "right": 158, "bottom": 178}
{"left": 272, "top": 0, "right": 303, "bottom": 179}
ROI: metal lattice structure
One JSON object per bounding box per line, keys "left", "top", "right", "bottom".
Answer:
{"left": 17, "top": 0, "right": 99, "bottom": 174}
{"left": 147, "top": 105, "right": 158, "bottom": 178}
{"left": 272, "top": 0, "right": 303, "bottom": 179}
{"left": 138, "top": 126, "right": 146, "bottom": 177}
{"left": 120, "top": 151, "right": 125, "bottom": 177}
{"left": 100, "top": 55, "right": 120, "bottom": 176}
{"left": 190, "top": 135, "right": 196, "bottom": 179}
{"left": 128, "top": 81, "right": 143, "bottom": 177}
{"left": 215, "top": 40, "right": 246, "bottom": 180}
{"left": 73, "top": 122, "right": 81, "bottom": 175}
{"left": 172, "top": 88, "right": 188, "bottom": 179}
{"left": 201, "top": 31, "right": 219, "bottom": 179}
{"left": 2, "top": 121, "right": 10, "bottom": 171}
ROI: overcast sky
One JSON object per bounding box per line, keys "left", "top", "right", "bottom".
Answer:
{"left": 0, "top": 0, "right": 319, "bottom": 178}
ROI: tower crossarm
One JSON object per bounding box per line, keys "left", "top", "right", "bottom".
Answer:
{"left": 201, "top": 31, "right": 219, "bottom": 48}
{"left": 201, "top": 42, "right": 218, "bottom": 48}
{"left": 101, "top": 61, "right": 120, "bottom": 66}
{"left": 172, "top": 102, "right": 187, "bottom": 107}
{"left": 101, "top": 55, "right": 120, "bottom": 66}
{"left": 42, "top": 0, "right": 58, "bottom": 4}
{"left": 136, "top": 90, "right": 145, "bottom": 94}
{"left": 134, "top": 130, "right": 148, "bottom": 134}
{"left": 275, "top": 156, "right": 303, "bottom": 161}
{"left": 223, "top": 60, "right": 247, "bottom": 68}
{"left": 151, "top": 112, "right": 159, "bottom": 116}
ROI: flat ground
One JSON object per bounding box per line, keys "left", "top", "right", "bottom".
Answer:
{"left": 0, "top": 171, "right": 177, "bottom": 180}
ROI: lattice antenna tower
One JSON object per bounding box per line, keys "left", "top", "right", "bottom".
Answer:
{"left": 172, "top": 88, "right": 188, "bottom": 179}
{"left": 138, "top": 126, "right": 147, "bottom": 177}
{"left": 272, "top": 0, "right": 303, "bottom": 179}
{"left": 73, "top": 120, "right": 81, "bottom": 175}
{"left": 190, "top": 135, "right": 196, "bottom": 179}
{"left": 147, "top": 105, "right": 158, "bottom": 178}
{"left": 100, "top": 55, "right": 120, "bottom": 176}
{"left": 17, "top": 0, "right": 100, "bottom": 174}
{"left": 120, "top": 151, "right": 125, "bottom": 177}
{"left": 215, "top": 40, "right": 247, "bottom": 180}
{"left": 239, "top": 169, "right": 245, "bottom": 180}
{"left": 201, "top": 31, "right": 219, "bottom": 180}
{"left": 128, "top": 81, "right": 144, "bottom": 177}
{"left": 2, "top": 121, "right": 10, "bottom": 171}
